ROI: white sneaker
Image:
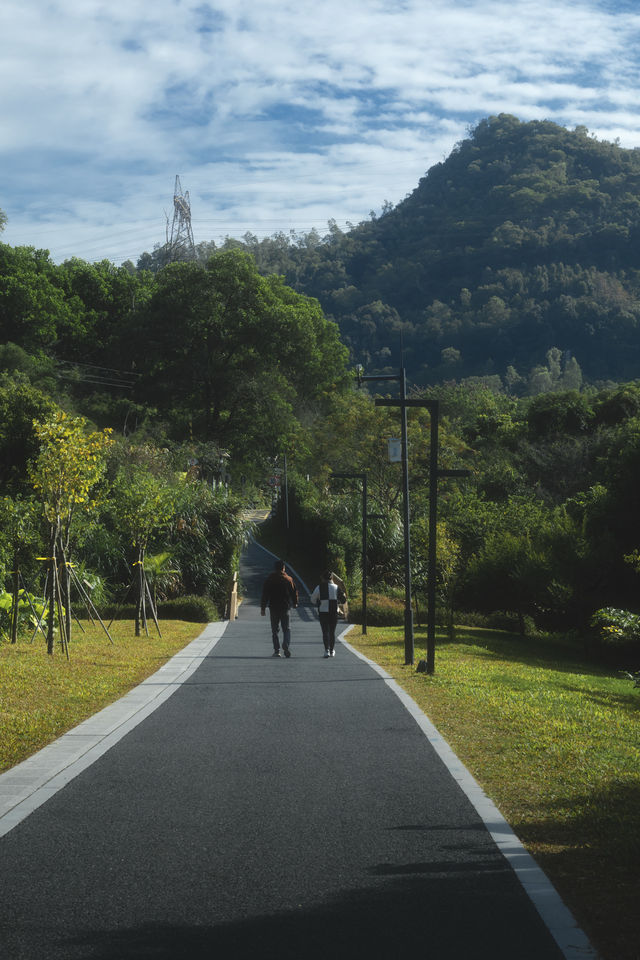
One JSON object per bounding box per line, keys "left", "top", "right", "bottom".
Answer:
{"left": 324, "top": 650, "right": 330, "bottom": 658}
{"left": 330, "top": 650, "right": 335, "bottom": 657}
{"left": 272, "top": 650, "right": 281, "bottom": 657}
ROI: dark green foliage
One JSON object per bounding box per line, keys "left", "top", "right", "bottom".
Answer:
{"left": 0, "top": 379, "right": 57, "bottom": 494}
{"left": 286, "top": 375, "right": 640, "bottom": 646}
{"left": 526, "top": 391, "right": 594, "bottom": 438}
{"left": 349, "top": 593, "right": 404, "bottom": 627}
{"left": 226, "top": 116, "right": 640, "bottom": 387}
{"left": 0, "top": 240, "right": 351, "bottom": 623}
{"left": 103, "top": 596, "right": 218, "bottom": 623}
{"left": 169, "top": 482, "right": 246, "bottom": 610}
{"left": 589, "top": 607, "right": 640, "bottom": 666}
{"left": 135, "top": 250, "right": 349, "bottom": 459}
{"left": 157, "top": 596, "right": 218, "bottom": 622}
{"left": 590, "top": 607, "right": 640, "bottom": 647}
{"left": 268, "top": 475, "right": 361, "bottom": 586}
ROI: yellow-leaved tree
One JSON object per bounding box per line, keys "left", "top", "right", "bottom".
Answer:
{"left": 30, "top": 411, "right": 114, "bottom": 655}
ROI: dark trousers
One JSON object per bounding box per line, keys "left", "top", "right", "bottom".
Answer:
{"left": 319, "top": 612, "right": 338, "bottom": 652}
{"left": 269, "top": 607, "right": 291, "bottom": 650}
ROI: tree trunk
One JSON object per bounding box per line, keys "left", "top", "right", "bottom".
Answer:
{"left": 135, "top": 547, "right": 147, "bottom": 637}
{"left": 59, "top": 543, "right": 72, "bottom": 644}
{"left": 135, "top": 554, "right": 141, "bottom": 638}
{"left": 447, "top": 601, "right": 456, "bottom": 642}
{"left": 413, "top": 590, "right": 422, "bottom": 627}
{"left": 46, "top": 535, "right": 57, "bottom": 656}
{"left": 10, "top": 549, "right": 19, "bottom": 644}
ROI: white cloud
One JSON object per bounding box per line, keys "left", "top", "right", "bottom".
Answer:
{"left": 2, "top": 0, "right": 640, "bottom": 263}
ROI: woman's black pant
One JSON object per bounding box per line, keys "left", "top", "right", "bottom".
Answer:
{"left": 319, "top": 612, "right": 338, "bottom": 651}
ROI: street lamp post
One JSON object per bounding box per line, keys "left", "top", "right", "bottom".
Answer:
{"left": 283, "top": 452, "right": 289, "bottom": 530}
{"left": 377, "top": 395, "right": 470, "bottom": 674}
{"left": 357, "top": 366, "right": 469, "bottom": 672}
{"left": 357, "top": 365, "right": 414, "bottom": 664}
{"left": 330, "top": 473, "right": 372, "bottom": 635}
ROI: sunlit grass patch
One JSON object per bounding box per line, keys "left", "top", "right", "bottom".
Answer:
{"left": 347, "top": 624, "right": 640, "bottom": 960}
{"left": 0, "top": 620, "right": 203, "bottom": 773}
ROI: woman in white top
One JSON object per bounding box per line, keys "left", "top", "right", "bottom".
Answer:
{"left": 310, "top": 570, "right": 347, "bottom": 658}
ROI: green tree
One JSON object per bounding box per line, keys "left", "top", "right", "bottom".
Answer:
{"left": 56, "top": 257, "right": 155, "bottom": 367}
{"left": 170, "top": 480, "right": 246, "bottom": 611}
{"left": 466, "top": 528, "right": 551, "bottom": 635}
{"left": 30, "top": 411, "right": 114, "bottom": 654}
{"left": 0, "top": 244, "right": 77, "bottom": 351}
{"left": 110, "top": 459, "right": 175, "bottom": 636}
{"left": 0, "top": 496, "right": 40, "bottom": 643}
{"left": 0, "top": 379, "right": 57, "bottom": 494}
{"left": 139, "top": 250, "right": 349, "bottom": 463}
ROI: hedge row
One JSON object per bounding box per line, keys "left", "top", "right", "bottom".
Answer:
{"left": 103, "top": 595, "right": 219, "bottom": 623}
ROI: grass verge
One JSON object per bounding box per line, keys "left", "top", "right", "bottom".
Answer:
{"left": 347, "top": 624, "right": 639, "bottom": 960}
{"left": 0, "top": 620, "right": 204, "bottom": 774}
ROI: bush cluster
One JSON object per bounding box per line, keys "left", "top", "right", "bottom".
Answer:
{"left": 349, "top": 594, "right": 405, "bottom": 627}
{"left": 590, "top": 607, "right": 640, "bottom": 658}
{"left": 104, "top": 595, "right": 218, "bottom": 624}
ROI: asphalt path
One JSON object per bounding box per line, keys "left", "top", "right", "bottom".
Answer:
{"left": 0, "top": 540, "right": 588, "bottom": 959}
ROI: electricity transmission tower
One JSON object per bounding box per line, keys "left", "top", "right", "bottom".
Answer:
{"left": 165, "top": 175, "right": 196, "bottom": 262}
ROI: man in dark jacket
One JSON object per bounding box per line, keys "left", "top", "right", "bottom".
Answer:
{"left": 260, "top": 559, "right": 298, "bottom": 657}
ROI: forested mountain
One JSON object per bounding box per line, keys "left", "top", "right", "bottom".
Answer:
{"left": 216, "top": 115, "right": 640, "bottom": 389}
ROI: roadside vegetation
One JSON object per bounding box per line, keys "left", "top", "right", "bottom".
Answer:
{"left": 347, "top": 623, "right": 639, "bottom": 960}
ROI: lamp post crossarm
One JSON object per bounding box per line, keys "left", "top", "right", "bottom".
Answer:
{"left": 331, "top": 473, "right": 365, "bottom": 481}
{"left": 438, "top": 468, "right": 471, "bottom": 479}
{"left": 375, "top": 398, "right": 437, "bottom": 410}
{"left": 358, "top": 373, "right": 401, "bottom": 385}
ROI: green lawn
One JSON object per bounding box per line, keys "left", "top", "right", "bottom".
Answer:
{"left": 347, "top": 624, "right": 639, "bottom": 960}
{"left": 0, "top": 620, "right": 204, "bottom": 773}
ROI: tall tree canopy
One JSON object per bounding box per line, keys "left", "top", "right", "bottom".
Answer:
{"left": 138, "top": 249, "right": 350, "bottom": 464}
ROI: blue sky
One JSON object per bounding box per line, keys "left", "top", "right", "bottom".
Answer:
{"left": 2, "top": 0, "right": 640, "bottom": 265}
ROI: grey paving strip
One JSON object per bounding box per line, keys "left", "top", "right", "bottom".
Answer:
{"left": 339, "top": 627, "right": 600, "bottom": 960}
{"left": 0, "top": 621, "right": 228, "bottom": 839}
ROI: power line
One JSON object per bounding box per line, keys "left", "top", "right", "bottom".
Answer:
{"left": 56, "top": 360, "right": 141, "bottom": 391}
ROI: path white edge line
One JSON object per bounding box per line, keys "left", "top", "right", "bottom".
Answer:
{"left": 339, "top": 627, "right": 600, "bottom": 960}
{"left": 0, "top": 621, "right": 228, "bottom": 839}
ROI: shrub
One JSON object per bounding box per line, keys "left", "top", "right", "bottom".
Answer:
{"left": 454, "top": 610, "right": 537, "bottom": 634}
{"left": 157, "top": 596, "right": 218, "bottom": 622}
{"left": 349, "top": 593, "right": 405, "bottom": 627}
{"left": 0, "top": 589, "right": 48, "bottom": 641}
{"left": 104, "top": 595, "right": 218, "bottom": 623}
{"left": 590, "top": 607, "right": 640, "bottom": 648}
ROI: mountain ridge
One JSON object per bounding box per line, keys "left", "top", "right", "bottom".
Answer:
{"left": 224, "top": 114, "right": 640, "bottom": 389}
